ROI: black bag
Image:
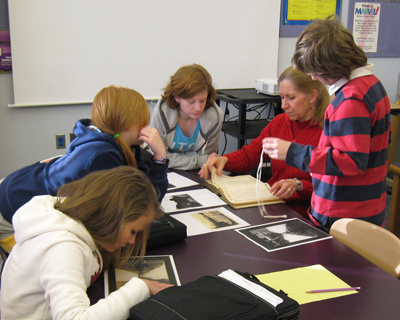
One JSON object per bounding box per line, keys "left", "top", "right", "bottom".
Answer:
{"left": 129, "top": 270, "right": 299, "bottom": 320}
{"left": 146, "top": 215, "right": 187, "bottom": 249}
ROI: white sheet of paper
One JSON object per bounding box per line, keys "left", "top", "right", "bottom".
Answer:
{"left": 218, "top": 269, "right": 283, "bottom": 307}
{"left": 162, "top": 189, "right": 226, "bottom": 213}
{"left": 167, "top": 172, "right": 199, "bottom": 190}
{"left": 171, "top": 207, "right": 250, "bottom": 236}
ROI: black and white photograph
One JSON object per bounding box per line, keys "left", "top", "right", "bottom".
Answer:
{"left": 161, "top": 189, "right": 226, "bottom": 213}
{"left": 105, "top": 255, "right": 180, "bottom": 296}
{"left": 172, "top": 207, "right": 250, "bottom": 236}
{"left": 192, "top": 209, "right": 239, "bottom": 229}
{"left": 168, "top": 182, "right": 176, "bottom": 189}
{"left": 236, "top": 218, "right": 332, "bottom": 252}
{"left": 168, "top": 194, "right": 202, "bottom": 210}
{"left": 167, "top": 172, "right": 199, "bottom": 191}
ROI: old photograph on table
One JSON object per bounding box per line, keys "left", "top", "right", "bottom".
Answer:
{"left": 105, "top": 255, "right": 180, "bottom": 296}
{"left": 236, "top": 218, "right": 332, "bottom": 252}
{"left": 171, "top": 207, "right": 250, "bottom": 236}
{"left": 161, "top": 189, "right": 226, "bottom": 213}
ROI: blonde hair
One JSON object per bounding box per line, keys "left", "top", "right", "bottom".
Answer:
{"left": 292, "top": 16, "right": 367, "bottom": 80}
{"left": 278, "top": 66, "right": 330, "bottom": 128}
{"left": 162, "top": 64, "right": 216, "bottom": 110}
{"left": 91, "top": 85, "right": 150, "bottom": 167}
{"left": 55, "top": 166, "right": 164, "bottom": 268}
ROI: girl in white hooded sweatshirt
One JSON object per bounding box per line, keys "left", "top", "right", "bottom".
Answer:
{"left": 0, "top": 166, "right": 172, "bottom": 320}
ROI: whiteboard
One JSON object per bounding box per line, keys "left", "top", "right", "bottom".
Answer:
{"left": 8, "top": 0, "right": 280, "bottom": 107}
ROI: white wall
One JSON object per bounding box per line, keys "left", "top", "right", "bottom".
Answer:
{"left": 8, "top": 0, "right": 280, "bottom": 106}
{"left": 1, "top": 0, "right": 400, "bottom": 177}
{"left": 0, "top": 74, "right": 92, "bottom": 177}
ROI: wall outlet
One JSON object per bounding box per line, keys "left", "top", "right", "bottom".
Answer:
{"left": 55, "top": 134, "right": 66, "bottom": 149}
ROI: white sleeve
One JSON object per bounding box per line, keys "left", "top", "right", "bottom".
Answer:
{"left": 40, "top": 241, "right": 150, "bottom": 320}
{"left": 149, "top": 99, "right": 167, "bottom": 137}
{"left": 166, "top": 151, "right": 208, "bottom": 170}
{"left": 202, "top": 105, "right": 223, "bottom": 156}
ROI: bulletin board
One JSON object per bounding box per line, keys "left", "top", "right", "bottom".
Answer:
{"left": 0, "top": 0, "right": 8, "bottom": 29}
{"left": 7, "top": 0, "right": 281, "bottom": 107}
{"left": 280, "top": 0, "right": 342, "bottom": 37}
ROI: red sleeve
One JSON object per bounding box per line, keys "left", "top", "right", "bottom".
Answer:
{"left": 224, "top": 123, "right": 271, "bottom": 173}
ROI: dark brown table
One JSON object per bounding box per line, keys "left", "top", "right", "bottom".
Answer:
{"left": 89, "top": 169, "right": 400, "bottom": 319}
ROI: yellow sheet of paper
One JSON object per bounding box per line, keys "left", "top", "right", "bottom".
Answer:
{"left": 256, "top": 264, "right": 358, "bottom": 305}
{"left": 287, "top": 0, "right": 337, "bottom": 21}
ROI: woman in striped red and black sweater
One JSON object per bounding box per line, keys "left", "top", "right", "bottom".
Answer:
{"left": 199, "top": 66, "right": 330, "bottom": 218}
{"left": 263, "top": 17, "right": 391, "bottom": 231}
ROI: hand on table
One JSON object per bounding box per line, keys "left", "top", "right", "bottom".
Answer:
{"left": 141, "top": 279, "right": 174, "bottom": 295}
{"left": 270, "top": 179, "right": 298, "bottom": 200}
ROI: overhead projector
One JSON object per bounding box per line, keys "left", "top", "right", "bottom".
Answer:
{"left": 255, "top": 78, "right": 279, "bottom": 95}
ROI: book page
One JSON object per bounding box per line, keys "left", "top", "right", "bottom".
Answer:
{"left": 211, "top": 168, "right": 277, "bottom": 203}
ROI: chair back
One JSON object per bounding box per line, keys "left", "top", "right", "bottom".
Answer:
{"left": 388, "top": 163, "right": 400, "bottom": 237}
{"left": 330, "top": 218, "right": 400, "bottom": 278}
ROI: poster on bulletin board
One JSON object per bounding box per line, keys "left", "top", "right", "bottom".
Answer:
{"left": 0, "top": 30, "right": 11, "bottom": 72}
{"left": 0, "top": 0, "right": 11, "bottom": 72}
{"left": 351, "top": 2, "right": 380, "bottom": 53}
{"left": 280, "top": 0, "right": 342, "bottom": 37}
{"left": 347, "top": 0, "right": 400, "bottom": 58}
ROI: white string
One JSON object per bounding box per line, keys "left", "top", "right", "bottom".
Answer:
{"left": 256, "top": 149, "right": 287, "bottom": 219}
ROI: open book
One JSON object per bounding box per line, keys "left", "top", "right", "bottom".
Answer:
{"left": 203, "top": 168, "right": 284, "bottom": 209}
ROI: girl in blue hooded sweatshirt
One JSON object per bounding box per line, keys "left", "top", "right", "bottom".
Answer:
{"left": 0, "top": 85, "right": 168, "bottom": 253}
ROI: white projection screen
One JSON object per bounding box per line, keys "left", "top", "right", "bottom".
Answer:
{"left": 8, "top": 0, "right": 280, "bottom": 107}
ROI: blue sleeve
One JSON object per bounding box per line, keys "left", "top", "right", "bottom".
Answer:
{"left": 286, "top": 142, "right": 314, "bottom": 173}
{"left": 87, "top": 150, "right": 126, "bottom": 173}
{"left": 134, "top": 146, "right": 168, "bottom": 202}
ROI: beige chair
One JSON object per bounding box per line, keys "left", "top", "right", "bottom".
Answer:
{"left": 330, "top": 218, "right": 400, "bottom": 278}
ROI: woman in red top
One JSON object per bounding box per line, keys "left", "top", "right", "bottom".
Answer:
{"left": 199, "top": 66, "right": 330, "bottom": 218}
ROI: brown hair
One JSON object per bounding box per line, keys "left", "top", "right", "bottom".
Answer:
{"left": 91, "top": 85, "right": 150, "bottom": 167}
{"left": 292, "top": 16, "right": 367, "bottom": 80}
{"left": 278, "top": 66, "right": 330, "bottom": 128}
{"left": 162, "top": 64, "right": 216, "bottom": 110}
{"left": 54, "top": 166, "right": 164, "bottom": 268}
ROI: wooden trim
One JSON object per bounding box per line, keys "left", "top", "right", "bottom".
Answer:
{"left": 388, "top": 163, "right": 400, "bottom": 237}
{"left": 390, "top": 163, "right": 400, "bottom": 176}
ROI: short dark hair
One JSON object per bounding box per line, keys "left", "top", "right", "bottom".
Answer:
{"left": 292, "top": 16, "right": 367, "bottom": 80}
